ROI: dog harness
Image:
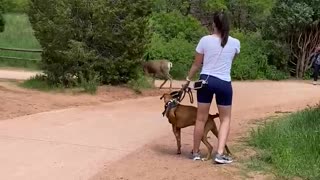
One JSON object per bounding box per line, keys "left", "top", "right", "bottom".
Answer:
{"left": 161, "top": 87, "right": 194, "bottom": 117}
{"left": 162, "top": 99, "right": 179, "bottom": 117}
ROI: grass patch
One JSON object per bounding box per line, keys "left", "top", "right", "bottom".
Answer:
{"left": 20, "top": 74, "right": 99, "bottom": 94}
{"left": 0, "top": 13, "right": 41, "bottom": 69}
{"left": 20, "top": 75, "right": 63, "bottom": 92}
{"left": 127, "top": 73, "right": 154, "bottom": 94}
{"left": 248, "top": 106, "right": 320, "bottom": 179}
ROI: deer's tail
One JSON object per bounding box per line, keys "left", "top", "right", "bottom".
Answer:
{"left": 168, "top": 62, "right": 173, "bottom": 70}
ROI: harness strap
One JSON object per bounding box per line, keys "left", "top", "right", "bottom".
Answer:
{"left": 162, "top": 99, "right": 179, "bottom": 117}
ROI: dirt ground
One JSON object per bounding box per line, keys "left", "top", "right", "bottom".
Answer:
{"left": 1, "top": 78, "right": 320, "bottom": 180}
{"left": 0, "top": 80, "right": 164, "bottom": 120}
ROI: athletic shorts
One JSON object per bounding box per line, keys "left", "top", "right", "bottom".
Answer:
{"left": 196, "top": 74, "right": 233, "bottom": 106}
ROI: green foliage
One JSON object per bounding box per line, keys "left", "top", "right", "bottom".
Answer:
{"left": 2, "top": 0, "right": 29, "bottom": 13}
{"left": 152, "top": 0, "right": 227, "bottom": 15}
{"left": 75, "top": 71, "right": 100, "bottom": 94}
{"left": 146, "top": 11, "right": 207, "bottom": 79}
{"left": 20, "top": 74, "right": 63, "bottom": 91}
{"left": 266, "top": 0, "right": 319, "bottom": 39}
{"left": 146, "top": 33, "right": 195, "bottom": 79}
{"left": 231, "top": 31, "right": 288, "bottom": 80}
{"left": 28, "top": 0, "right": 151, "bottom": 86}
{"left": 150, "top": 11, "right": 208, "bottom": 44}
{"left": 263, "top": 0, "right": 320, "bottom": 78}
{"left": 128, "top": 71, "right": 154, "bottom": 94}
{"left": 0, "top": 0, "right": 4, "bottom": 32}
{"left": 227, "top": 0, "right": 276, "bottom": 31}
{"left": 249, "top": 107, "right": 320, "bottom": 179}
{"left": 0, "top": 14, "right": 41, "bottom": 67}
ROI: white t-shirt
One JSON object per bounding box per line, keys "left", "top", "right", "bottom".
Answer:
{"left": 196, "top": 35, "right": 240, "bottom": 82}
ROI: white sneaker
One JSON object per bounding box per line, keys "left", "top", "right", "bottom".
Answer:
{"left": 214, "top": 153, "right": 233, "bottom": 164}
{"left": 313, "top": 81, "right": 317, "bottom": 85}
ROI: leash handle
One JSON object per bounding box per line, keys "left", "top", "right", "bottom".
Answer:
{"left": 187, "top": 88, "right": 194, "bottom": 104}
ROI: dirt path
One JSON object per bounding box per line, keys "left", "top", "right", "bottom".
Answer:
{"left": 0, "top": 69, "right": 320, "bottom": 180}
{"left": 91, "top": 80, "right": 320, "bottom": 180}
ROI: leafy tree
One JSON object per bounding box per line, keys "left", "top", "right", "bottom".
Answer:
{"left": 149, "top": 11, "right": 208, "bottom": 44}
{"left": 0, "top": 0, "right": 5, "bottom": 32}
{"left": 227, "top": 0, "right": 276, "bottom": 31}
{"left": 265, "top": 0, "right": 320, "bottom": 78}
{"left": 28, "top": 0, "right": 152, "bottom": 86}
{"left": 2, "top": 0, "right": 29, "bottom": 13}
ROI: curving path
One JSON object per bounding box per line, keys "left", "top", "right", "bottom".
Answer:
{"left": 0, "top": 69, "right": 320, "bottom": 180}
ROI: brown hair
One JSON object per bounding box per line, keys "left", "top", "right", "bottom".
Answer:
{"left": 213, "top": 11, "right": 230, "bottom": 47}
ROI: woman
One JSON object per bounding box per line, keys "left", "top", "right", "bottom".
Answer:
{"left": 312, "top": 46, "right": 320, "bottom": 85}
{"left": 184, "top": 11, "right": 240, "bottom": 164}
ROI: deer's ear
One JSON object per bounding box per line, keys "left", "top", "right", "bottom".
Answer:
{"left": 160, "top": 94, "right": 165, "bottom": 100}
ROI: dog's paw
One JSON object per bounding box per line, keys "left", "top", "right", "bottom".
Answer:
{"left": 202, "top": 158, "right": 210, "bottom": 161}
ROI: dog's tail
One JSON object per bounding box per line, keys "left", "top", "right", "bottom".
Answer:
{"left": 209, "top": 113, "right": 219, "bottom": 119}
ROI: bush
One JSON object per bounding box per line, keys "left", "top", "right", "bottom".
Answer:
{"left": 20, "top": 74, "right": 63, "bottom": 91}
{"left": 0, "top": 0, "right": 4, "bottom": 32}
{"left": 150, "top": 11, "right": 208, "bottom": 44}
{"left": 231, "top": 30, "right": 288, "bottom": 80}
{"left": 28, "top": 0, "right": 151, "bottom": 86}
{"left": 127, "top": 71, "right": 154, "bottom": 94}
{"left": 249, "top": 107, "right": 320, "bottom": 179}
{"left": 2, "top": 0, "right": 29, "bottom": 13}
{"left": 146, "top": 11, "right": 207, "bottom": 79}
{"left": 146, "top": 33, "right": 195, "bottom": 79}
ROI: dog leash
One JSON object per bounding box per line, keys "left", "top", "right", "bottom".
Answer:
{"left": 170, "top": 87, "right": 194, "bottom": 104}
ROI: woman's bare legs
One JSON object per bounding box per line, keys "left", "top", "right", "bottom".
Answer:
{"left": 214, "top": 105, "right": 233, "bottom": 164}
{"left": 216, "top": 105, "right": 231, "bottom": 154}
{"left": 193, "top": 102, "right": 211, "bottom": 155}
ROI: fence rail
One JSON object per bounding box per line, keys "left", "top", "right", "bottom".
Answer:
{"left": 0, "top": 47, "right": 42, "bottom": 61}
{"left": 0, "top": 47, "right": 43, "bottom": 53}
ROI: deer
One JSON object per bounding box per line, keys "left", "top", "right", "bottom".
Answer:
{"left": 142, "top": 59, "right": 173, "bottom": 90}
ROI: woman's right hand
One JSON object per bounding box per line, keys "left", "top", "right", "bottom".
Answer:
{"left": 182, "top": 77, "right": 191, "bottom": 90}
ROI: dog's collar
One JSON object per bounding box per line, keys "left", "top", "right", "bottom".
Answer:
{"left": 162, "top": 99, "right": 179, "bottom": 117}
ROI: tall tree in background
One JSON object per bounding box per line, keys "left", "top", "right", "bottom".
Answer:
{"left": 227, "top": 0, "right": 276, "bottom": 31}
{"left": 266, "top": 0, "right": 320, "bottom": 78}
{"left": 0, "top": 0, "right": 5, "bottom": 32}
{"left": 28, "top": 0, "right": 152, "bottom": 86}
{"left": 152, "top": 0, "right": 227, "bottom": 31}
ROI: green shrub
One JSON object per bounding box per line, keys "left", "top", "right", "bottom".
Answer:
{"left": 28, "top": 0, "right": 151, "bottom": 86}
{"left": 149, "top": 11, "right": 208, "bottom": 44}
{"left": 231, "top": 30, "right": 288, "bottom": 80}
{"left": 20, "top": 74, "right": 63, "bottom": 91}
{"left": 265, "top": 65, "right": 289, "bottom": 81}
{"left": 128, "top": 71, "right": 154, "bottom": 94}
{"left": 2, "top": 0, "right": 29, "bottom": 13}
{"left": 146, "top": 11, "right": 207, "bottom": 79}
{"left": 146, "top": 33, "right": 195, "bottom": 79}
{"left": 75, "top": 71, "right": 100, "bottom": 94}
{"left": 0, "top": 0, "right": 4, "bottom": 32}
{"left": 249, "top": 107, "right": 320, "bottom": 179}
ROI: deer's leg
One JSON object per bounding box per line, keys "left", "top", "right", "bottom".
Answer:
{"left": 159, "top": 79, "right": 168, "bottom": 89}
{"left": 168, "top": 74, "right": 173, "bottom": 91}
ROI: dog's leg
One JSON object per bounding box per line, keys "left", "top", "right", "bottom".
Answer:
{"left": 172, "top": 125, "right": 181, "bottom": 154}
{"left": 177, "top": 128, "right": 181, "bottom": 154}
{"left": 211, "top": 123, "right": 232, "bottom": 155}
{"left": 202, "top": 127, "right": 213, "bottom": 161}
{"left": 225, "top": 145, "right": 232, "bottom": 155}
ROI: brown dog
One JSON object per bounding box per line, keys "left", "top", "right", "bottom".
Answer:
{"left": 160, "top": 92, "right": 231, "bottom": 160}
